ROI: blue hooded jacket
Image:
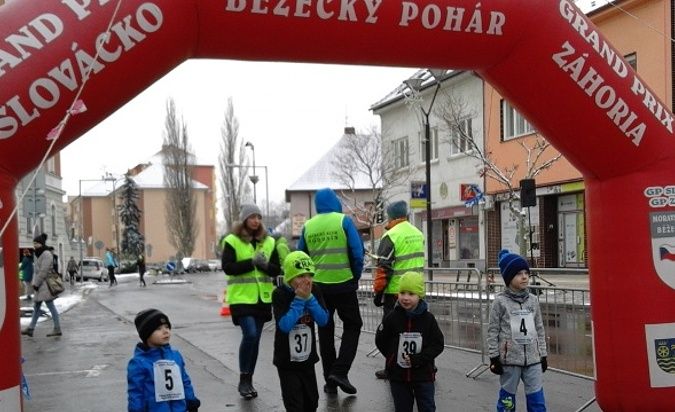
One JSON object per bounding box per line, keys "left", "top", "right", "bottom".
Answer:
{"left": 127, "top": 343, "right": 199, "bottom": 412}
{"left": 297, "top": 188, "right": 364, "bottom": 294}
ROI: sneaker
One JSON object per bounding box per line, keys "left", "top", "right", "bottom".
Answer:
{"left": 327, "top": 374, "right": 357, "bottom": 394}
{"left": 375, "top": 369, "right": 388, "bottom": 379}
{"left": 21, "top": 328, "right": 33, "bottom": 337}
{"left": 46, "top": 330, "right": 62, "bottom": 337}
{"left": 323, "top": 383, "right": 338, "bottom": 395}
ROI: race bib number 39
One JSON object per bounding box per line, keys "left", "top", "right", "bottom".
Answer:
{"left": 509, "top": 309, "right": 536, "bottom": 345}
{"left": 397, "top": 332, "right": 423, "bottom": 368}
{"left": 153, "top": 360, "right": 185, "bottom": 402}
{"left": 289, "top": 324, "right": 312, "bottom": 362}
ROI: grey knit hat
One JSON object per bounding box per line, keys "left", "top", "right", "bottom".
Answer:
{"left": 239, "top": 204, "right": 262, "bottom": 222}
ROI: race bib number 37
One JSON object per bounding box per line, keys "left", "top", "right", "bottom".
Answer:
{"left": 509, "top": 309, "right": 536, "bottom": 345}
{"left": 289, "top": 324, "right": 312, "bottom": 362}
{"left": 153, "top": 360, "right": 185, "bottom": 402}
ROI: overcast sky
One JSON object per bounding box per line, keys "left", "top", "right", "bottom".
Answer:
{"left": 60, "top": 60, "right": 416, "bottom": 208}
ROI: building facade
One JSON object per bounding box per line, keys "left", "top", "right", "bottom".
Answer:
{"left": 372, "top": 71, "right": 486, "bottom": 270}
{"left": 68, "top": 147, "right": 218, "bottom": 264}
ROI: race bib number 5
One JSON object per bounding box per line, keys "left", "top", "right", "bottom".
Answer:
{"left": 289, "top": 324, "right": 312, "bottom": 362}
{"left": 397, "top": 332, "right": 423, "bottom": 368}
{"left": 509, "top": 309, "right": 536, "bottom": 345}
{"left": 153, "top": 360, "right": 185, "bottom": 402}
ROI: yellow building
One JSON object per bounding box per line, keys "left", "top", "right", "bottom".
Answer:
{"left": 68, "top": 147, "right": 217, "bottom": 264}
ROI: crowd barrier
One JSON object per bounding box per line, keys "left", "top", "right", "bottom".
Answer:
{"left": 354, "top": 268, "right": 593, "bottom": 380}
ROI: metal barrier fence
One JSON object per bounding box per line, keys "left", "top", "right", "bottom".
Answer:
{"left": 355, "top": 267, "right": 593, "bottom": 379}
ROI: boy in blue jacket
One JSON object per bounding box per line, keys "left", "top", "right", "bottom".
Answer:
{"left": 127, "top": 308, "right": 200, "bottom": 412}
{"left": 272, "top": 251, "right": 329, "bottom": 411}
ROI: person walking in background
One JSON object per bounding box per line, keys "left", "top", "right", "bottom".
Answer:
{"left": 127, "top": 308, "right": 201, "bottom": 412}
{"left": 298, "top": 187, "right": 364, "bottom": 395}
{"left": 21, "top": 233, "right": 62, "bottom": 338}
{"left": 272, "top": 251, "right": 328, "bottom": 412}
{"left": 66, "top": 256, "right": 78, "bottom": 285}
{"left": 105, "top": 247, "right": 118, "bottom": 287}
{"left": 137, "top": 254, "right": 147, "bottom": 287}
{"left": 375, "top": 272, "right": 444, "bottom": 412}
{"left": 373, "top": 200, "right": 425, "bottom": 380}
{"left": 488, "top": 250, "right": 548, "bottom": 412}
{"left": 221, "top": 204, "right": 281, "bottom": 399}
{"left": 20, "top": 248, "right": 34, "bottom": 300}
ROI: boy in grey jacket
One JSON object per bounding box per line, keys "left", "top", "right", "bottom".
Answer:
{"left": 487, "top": 249, "right": 547, "bottom": 412}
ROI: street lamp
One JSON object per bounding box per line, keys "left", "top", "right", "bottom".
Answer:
{"left": 244, "top": 142, "right": 259, "bottom": 204}
{"left": 103, "top": 172, "right": 120, "bottom": 254}
{"left": 403, "top": 69, "right": 444, "bottom": 280}
{"left": 226, "top": 163, "right": 269, "bottom": 220}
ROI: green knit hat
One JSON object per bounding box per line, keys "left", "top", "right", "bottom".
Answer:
{"left": 283, "top": 251, "right": 315, "bottom": 284}
{"left": 398, "top": 272, "right": 425, "bottom": 298}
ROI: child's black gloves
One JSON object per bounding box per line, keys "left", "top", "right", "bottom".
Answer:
{"left": 541, "top": 356, "right": 548, "bottom": 373}
{"left": 373, "top": 292, "right": 385, "bottom": 307}
{"left": 187, "top": 398, "right": 201, "bottom": 412}
{"left": 489, "top": 356, "right": 503, "bottom": 375}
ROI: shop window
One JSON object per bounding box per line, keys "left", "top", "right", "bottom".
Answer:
{"left": 458, "top": 216, "right": 479, "bottom": 259}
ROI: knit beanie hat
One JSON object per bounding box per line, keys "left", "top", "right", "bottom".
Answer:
{"left": 134, "top": 308, "right": 171, "bottom": 343}
{"left": 283, "top": 251, "right": 315, "bottom": 285}
{"left": 398, "top": 271, "right": 426, "bottom": 298}
{"left": 498, "top": 249, "right": 529, "bottom": 286}
{"left": 239, "top": 204, "right": 262, "bottom": 222}
{"left": 33, "top": 233, "right": 47, "bottom": 246}
{"left": 387, "top": 200, "right": 408, "bottom": 220}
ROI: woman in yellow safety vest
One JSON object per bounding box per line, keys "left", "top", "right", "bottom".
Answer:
{"left": 221, "top": 204, "right": 281, "bottom": 400}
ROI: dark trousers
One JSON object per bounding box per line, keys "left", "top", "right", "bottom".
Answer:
{"left": 318, "top": 290, "right": 363, "bottom": 381}
{"left": 139, "top": 271, "right": 146, "bottom": 286}
{"left": 277, "top": 367, "right": 319, "bottom": 412}
{"left": 390, "top": 380, "right": 436, "bottom": 412}
{"left": 107, "top": 266, "right": 117, "bottom": 286}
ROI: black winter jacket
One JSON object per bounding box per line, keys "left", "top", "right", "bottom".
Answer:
{"left": 375, "top": 300, "right": 444, "bottom": 382}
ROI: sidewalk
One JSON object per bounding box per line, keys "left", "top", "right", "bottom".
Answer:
{"left": 20, "top": 279, "right": 601, "bottom": 411}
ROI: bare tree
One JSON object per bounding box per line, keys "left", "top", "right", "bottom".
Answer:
{"left": 332, "top": 126, "right": 415, "bottom": 253}
{"left": 435, "top": 92, "right": 562, "bottom": 255}
{"left": 162, "top": 98, "right": 197, "bottom": 257}
{"left": 218, "top": 97, "right": 251, "bottom": 231}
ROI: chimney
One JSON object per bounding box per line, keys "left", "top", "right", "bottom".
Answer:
{"left": 344, "top": 126, "right": 356, "bottom": 135}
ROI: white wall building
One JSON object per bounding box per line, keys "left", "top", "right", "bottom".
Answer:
{"left": 371, "top": 70, "right": 487, "bottom": 269}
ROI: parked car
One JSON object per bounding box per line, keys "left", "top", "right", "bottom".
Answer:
{"left": 79, "top": 257, "right": 108, "bottom": 282}
{"left": 207, "top": 259, "right": 221, "bottom": 272}
{"left": 183, "top": 257, "right": 210, "bottom": 273}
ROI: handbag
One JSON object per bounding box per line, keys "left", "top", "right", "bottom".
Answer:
{"left": 46, "top": 271, "right": 65, "bottom": 297}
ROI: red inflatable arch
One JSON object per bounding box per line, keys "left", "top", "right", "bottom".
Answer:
{"left": 0, "top": 1, "right": 673, "bottom": 409}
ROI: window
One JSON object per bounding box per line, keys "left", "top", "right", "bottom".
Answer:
{"left": 51, "top": 204, "right": 56, "bottom": 236}
{"left": 27, "top": 216, "right": 32, "bottom": 235}
{"left": 625, "top": 52, "right": 637, "bottom": 70}
{"left": 420, "top": 127, "right": 439, "bottom": 162}
{"left": 392, "top": 137, "right": 409, "bottom": 169}
{"left": 501, "top": 100, "right": 534, "bottom": 140}
{"left": 46, "top": 157, "right": 56, "bottom": 174}
{"left": 450, "top": 118, "right": 473, "bottom": 156}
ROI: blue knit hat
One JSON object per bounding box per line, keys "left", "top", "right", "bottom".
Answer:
{"left": 498, "top": 249, "right": 529, "bottom": 286}
{"left": 387, "top": 200, "right": 408, "bottom": 220}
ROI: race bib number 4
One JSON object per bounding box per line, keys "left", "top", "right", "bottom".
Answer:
{"left": 397, "top": 332, "right": 423, "bottom": 368}
{"left": 289, "top": 324, "right": 312, "bottom": 362}
{"left": 510, "top": 309, "right": 536, "bottom": 345}
{"left": 153, "top": 360, "right": 185, "bottom": 402}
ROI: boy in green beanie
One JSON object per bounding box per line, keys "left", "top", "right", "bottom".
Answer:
{"left": 375, "top": 272, "right": 445, "bottom": 412}
{"left": 272, "top": 251, "right": 329, "bottom": 411}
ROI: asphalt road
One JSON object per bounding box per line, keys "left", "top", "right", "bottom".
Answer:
{"left": 20, "top": 272, "right": 600, "bottom": 412}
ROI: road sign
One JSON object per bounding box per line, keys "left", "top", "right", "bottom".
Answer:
{"left": 410, "top": 181, "right": 427, "bottom": 209}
